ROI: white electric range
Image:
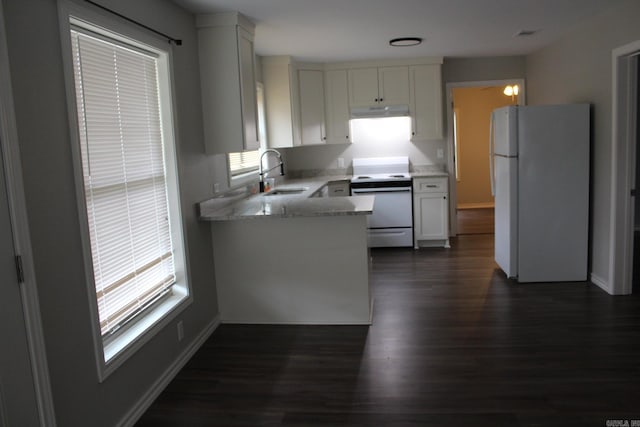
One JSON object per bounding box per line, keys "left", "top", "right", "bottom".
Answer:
{"left": 350, "top": 157, "right": 413, "bottom": 247}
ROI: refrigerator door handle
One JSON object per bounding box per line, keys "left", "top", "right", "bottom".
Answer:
{"left": 489, "top": 111, "right": 496, "bottom": 196}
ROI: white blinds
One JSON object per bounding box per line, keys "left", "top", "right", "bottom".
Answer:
{"left": 229, "top": 150, "right": 260, "bottom": 176}
{"left": 70, "top": 28, "right": 176, "bottom": 337}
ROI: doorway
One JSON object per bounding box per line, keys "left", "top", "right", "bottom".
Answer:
{"left": 633, "top": 56, "right": 640, "bottom": 294}
{"left": 0, "top": 1, "right": 55, "bottom": 423}
{"left": 611, "top": 41, "right": 640, "bottom": 295}
{"left": 446, "top": 80, "right": 525, "bottom": 236}
{"left": 0, "top": 135, "right": 42, "bottom": 427}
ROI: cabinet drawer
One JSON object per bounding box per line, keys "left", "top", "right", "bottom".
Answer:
{"left": 413, "top": 177, "right": 448, "bottom": 193}
{"left": 328, "top": 180, "right": 350, "bottom": 197}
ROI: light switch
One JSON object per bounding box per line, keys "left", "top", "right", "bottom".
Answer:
{"left": 437, "top": 149, "right": 444, "bottom": 159}
{"left": 337, "top": 157, "right": 345, "bottom": 168}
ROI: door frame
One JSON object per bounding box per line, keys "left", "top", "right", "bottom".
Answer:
{"left": 609, "top": 40, "right": 640, "bottom": 295}
{"left": 445, "top": 79, "right": 525, "bottom": 236}
{"left": 0, "top": 3, "right": 56, "bottom": 425}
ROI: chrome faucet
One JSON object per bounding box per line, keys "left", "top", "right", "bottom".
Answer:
{"left": 259, "top": 148, "right": 285, "bottom": 193}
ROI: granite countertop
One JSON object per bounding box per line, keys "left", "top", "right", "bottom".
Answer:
{"left": 198, "top": 177, "right": 374, "bottom": 221}
{"left": 198, "top": 171, "right": 449, "bottom": 221}
{"left": 410, "top": 171, "right": 449, "bottom": 178}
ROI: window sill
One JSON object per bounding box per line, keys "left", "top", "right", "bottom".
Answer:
{"left": 229, "top": 170, "right": 259, "bottom": 189}
{"left": 98, "top": 286, "right": 191, "bottom": 382}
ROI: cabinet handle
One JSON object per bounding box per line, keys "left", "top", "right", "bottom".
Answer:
{"left": 374, "top": 98, "right": 379, "bottom": 102}
{"left": 346, "top": 135, "right": 349, "bottom": 139}
{"left": 426, "top": 184, "right": 438, "bottom": 188}
{"left": 380, "top": 98, "right": 384, "bottom": 102}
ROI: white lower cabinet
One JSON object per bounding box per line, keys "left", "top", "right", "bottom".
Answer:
{"left": 327, "top": 180, "right": 350, "bottom": 196}
{"left": 413, "top": 177, "right": 450, "bottom": 248}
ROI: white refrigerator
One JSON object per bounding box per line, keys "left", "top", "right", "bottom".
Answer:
{"left": 490, "top": 104, "right": 590, "bottom": 282}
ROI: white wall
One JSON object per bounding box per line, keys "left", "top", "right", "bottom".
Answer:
{"left": 3, "top": 0, "right": 220, "bottom": 425}
{"left": 525, "top": 0, "right": 640, "bottom": 286}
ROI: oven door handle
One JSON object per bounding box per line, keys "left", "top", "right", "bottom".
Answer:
{"left": 351, "top": 188, "right": 412, "bottom": 194}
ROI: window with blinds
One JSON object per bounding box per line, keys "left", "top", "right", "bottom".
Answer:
{"left": 228, "top": 150, "right": 260, "bottom": 177}
{"left": 70, "top": 27, "right": 178, "bottom": 338}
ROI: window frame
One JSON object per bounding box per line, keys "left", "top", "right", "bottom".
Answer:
{"left": 58, "top": 0, "right": 192, "bottom": 381}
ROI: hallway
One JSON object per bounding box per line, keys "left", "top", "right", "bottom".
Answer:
{"left": 456, "top": 207, "right": 494, "bottom": 235}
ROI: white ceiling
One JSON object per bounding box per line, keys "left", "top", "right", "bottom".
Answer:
{"left": 172, "top": 0, "right": 624, "bottom": 62}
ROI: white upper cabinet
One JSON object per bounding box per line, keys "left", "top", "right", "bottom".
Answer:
{"left": 348, "top": 68, "right": 379, "bottom": 106}
{"left": 410, "top": 64, "right": 443, "bottom": 141}
{"left": 262, "top": 56, "right": 300, "bottom": 148}
{"left": 348, "top": 66, "right": 410, "bottom": 107}
{"left": 324, "top": 69, "right": 350, "bottom": 144}
{"left": 378, "top": 66, "right": 411, "bottom": 105}
{"left": 261, "top": 58, "right": 442, "bottom": 149}
{"left": 197, "top": 13, "right": 259, "bottom": 154}
{"left": 297, "top": 69, "right": 327, "bottom": 145}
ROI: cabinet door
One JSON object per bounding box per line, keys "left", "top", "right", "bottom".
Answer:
{"left": 324, "top": 69, "right": 350, "bottom": 144}
{"left": 238, "top": 26, "right": 259, "bottom": 150}
{"left": 198, "top": 23, "right": 258, "bottom": 154}
{"left": 414, "top": 193, "right": 448, "bottom": 240}
{"left": 410, "top": 64, "right": 443, "bottom": 141}
{"left": 327, "top": 180, "right": 350, "bottom": 197}
{"left": 298, "top": 69, "right": 326, "bottom": 145}
{"left": 348, "top": 68, "right": 379, "bottom": 106}
{"left": 378, "top": 66, "right": 410, "bottom": 105}
{"left": 262, "top": 56, "right": 299, "bottom": 148}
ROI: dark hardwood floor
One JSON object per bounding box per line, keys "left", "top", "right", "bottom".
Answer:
{"left": 456, "top": 208, "right": 494, "bottom": 235}
{"left": 136, "top": 235, "right": 640, "bottom": 426}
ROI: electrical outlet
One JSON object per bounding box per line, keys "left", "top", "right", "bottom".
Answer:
{"left": 177, "top": 321, "right": 184, "bottom": 342}
{"left": 437, "top": 149, "right": 444, "bottom": 159}
{"left": 337, "top": 157, "right": 345, "bottom": 168}
{"left": 213, "top": 182, "right": 220, "bottom": 193}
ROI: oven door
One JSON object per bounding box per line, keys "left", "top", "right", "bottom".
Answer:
{"left": 351, "top": 186, "right": 412, "bottom": 228}
{"left": 351, "top": 185, "right": 413, "bottom": 247}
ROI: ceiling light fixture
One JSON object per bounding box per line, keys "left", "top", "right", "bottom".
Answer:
{"left": 389, "top": 37, "right": 423, "bottom": 47}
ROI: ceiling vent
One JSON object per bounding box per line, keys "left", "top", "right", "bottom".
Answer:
{"left": 514, "top": 29, "right": 538, "bottom": 37}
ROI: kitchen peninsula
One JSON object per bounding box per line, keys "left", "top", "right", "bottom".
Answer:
{"left": 198, "top": 180, "right": 374, "bottom": 324}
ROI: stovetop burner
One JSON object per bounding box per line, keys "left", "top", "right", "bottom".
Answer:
{"left": 352, "top": 173, "right": 409, "bottom": 180}
{"left": 351, "top": 157, "right": 411, "bottom": 184}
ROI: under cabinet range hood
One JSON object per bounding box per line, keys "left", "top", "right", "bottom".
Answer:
{"left": 350, "top": 104, "right": 409, "bottom": 119}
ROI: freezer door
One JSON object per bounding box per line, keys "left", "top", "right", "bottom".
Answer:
{"left": 494, "top": 155, "right": 518, "bottom": 278}
{"left": 492, "top": 106, "right": 518, "bottom": 156}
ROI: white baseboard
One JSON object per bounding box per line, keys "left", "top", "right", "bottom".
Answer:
{"left": 118, "top": 315, "right": 221, "bottom": 427}
{"left": 457, "top": 202, "right": 494, "bottom": 209}
{"left": 590, "top": 272, "right": 613, "bottom": 295}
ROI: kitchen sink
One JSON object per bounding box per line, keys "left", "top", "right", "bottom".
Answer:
{"left": 265, "top": 187, "right": 308, "bottom": 196}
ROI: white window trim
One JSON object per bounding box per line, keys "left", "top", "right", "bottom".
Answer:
{"left": 57, "top": 0, "right": 192, "bottom": 381}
